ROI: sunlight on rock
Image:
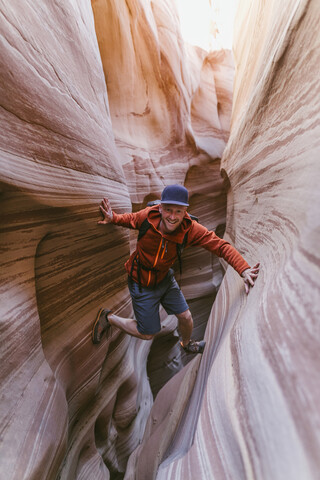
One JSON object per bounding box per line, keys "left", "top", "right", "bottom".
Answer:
{"left": 175, "top": 0, "right": 239, "bottom": 50}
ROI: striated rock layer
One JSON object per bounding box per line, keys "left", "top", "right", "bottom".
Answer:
{"left": 91, "top": 0, "right": 233, "bottom": 202}
{"left": 126, "top": 0, "right": 320, "bottom": 479}
{"left": 0, "top": 0, "right": 233, "bottom": 479}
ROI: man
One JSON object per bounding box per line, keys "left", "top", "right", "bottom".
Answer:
{"left": 92, "top": 184, "right": 259, "bottom": 353}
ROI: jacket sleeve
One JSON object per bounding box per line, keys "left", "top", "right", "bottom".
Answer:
{"left": 188, "top": 222, "right": 250, "bottom": 276}
{"left": 111, "top": 207, "right": 148, "bottom": 230}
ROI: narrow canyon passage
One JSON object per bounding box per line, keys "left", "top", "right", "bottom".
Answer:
{"left": 0, "top": 1, "right": 319, "bottom": 480}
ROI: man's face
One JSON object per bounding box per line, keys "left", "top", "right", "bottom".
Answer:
{"left": 159, "top": 203, "right": 187, "bottom": 233}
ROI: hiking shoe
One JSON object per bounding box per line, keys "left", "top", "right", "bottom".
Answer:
{"left": 181, "top": 340, "right": 206, "bottom": 354}
{"left": 92, "top": 308, "right": 111, "bottom": 344}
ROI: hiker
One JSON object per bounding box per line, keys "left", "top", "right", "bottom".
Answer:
{"left": 92, "top": 185, "right": 259, "bottom": 354}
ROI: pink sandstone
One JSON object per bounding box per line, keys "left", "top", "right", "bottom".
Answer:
{"left": 1, "top": 0, "right": 319, "bottom": 479}
{"left": 0, "top": 0, "right": 232, "bottom": 479}
{"left": 126, "top": 0, "right": 320, "bottom": 479}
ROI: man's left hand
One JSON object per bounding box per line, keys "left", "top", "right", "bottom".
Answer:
{"left": 241, "top": 263, "right": 260, "bottom": 294}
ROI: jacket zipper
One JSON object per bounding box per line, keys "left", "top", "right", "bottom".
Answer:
{"left": 146, "top": 238, "right": 166, "bottom": 287}
{"left": 160, "top": 240, "right": 167, "bottom": 259}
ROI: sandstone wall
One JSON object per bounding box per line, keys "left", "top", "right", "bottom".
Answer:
{"left": 0, "top": 1, "right": 233, "bottom": 479}
{"left": 127, "top": 0, "right": 320, "bottom": 479}
{"left": 91, "top": 0, "right": 233, "bottom": 203}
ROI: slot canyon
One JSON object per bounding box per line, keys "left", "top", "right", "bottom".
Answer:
{"left": 0, "top": 0, "right": 319, "bottom": 479}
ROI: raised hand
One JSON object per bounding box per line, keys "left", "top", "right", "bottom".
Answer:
{"left": 98, "top": 198, "right": 113, "bottom": 224}
{"left": 241, "top": 262, "right": 260, "bottom": 294}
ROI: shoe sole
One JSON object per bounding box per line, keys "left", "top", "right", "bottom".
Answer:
{"left": 182, "top": 341, "right": 206, "bottom": 354}
{"left": 92, "top": 308, "right": 105, "bottom": 344}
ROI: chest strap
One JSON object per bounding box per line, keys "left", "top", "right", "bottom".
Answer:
{"left": 130, "top": 254, "right": 159, "bottom": 292}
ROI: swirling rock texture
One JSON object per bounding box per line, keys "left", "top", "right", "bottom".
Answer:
{"left": 126, "top": 0, "right": 320, "bottom": 479}
{"left": 0, "top": 1, "right": 232, "bottom": 479}
{"left": 92, "top": 0, "right": 233, "bottom": 397}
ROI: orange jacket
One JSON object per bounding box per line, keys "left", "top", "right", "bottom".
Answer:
{"left": 112, "top": 205, "right": 250, "bottom": 288}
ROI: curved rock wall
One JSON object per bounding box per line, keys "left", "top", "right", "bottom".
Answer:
{"left": 91, "top": 0, "right": 233, "bottom": 203}
{"left": 127, "top": 0, "right": 320, "bottom": 479}
{"left": 0, "top": 2, "right": 142, "bottom": 479}
{"left": 0, "top": 1, "right": 232, "bottom": 479}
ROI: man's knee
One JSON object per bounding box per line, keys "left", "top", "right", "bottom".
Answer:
{"left": 176, "top": 309, "right": 192, "bottom": 323}
{"left": 139, "top": 333, "right": 154, "bottom": 341}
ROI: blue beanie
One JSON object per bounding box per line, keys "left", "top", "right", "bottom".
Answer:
{"left": 161, "top": 184, "right": 189, "bottom": 206}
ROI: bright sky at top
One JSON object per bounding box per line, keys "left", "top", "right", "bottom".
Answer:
{"left": 175, "top": 0, "right": 239, "bottom": 51}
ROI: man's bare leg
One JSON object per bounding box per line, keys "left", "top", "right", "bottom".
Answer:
{"left": 93, "top": 309, "right": 204, "bottom": 352}
{"left": 176, "top": 309, "right": 193, "bottom": 347}
{"left": 108, "top": 313, "right": 153, "bottom": 340}
{"left": 176, "top": 309, "right": 206, "bottom": 353}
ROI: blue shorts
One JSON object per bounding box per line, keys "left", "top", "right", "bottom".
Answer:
{"left": 128, "top": 270, "right": 189, "bottom": 335}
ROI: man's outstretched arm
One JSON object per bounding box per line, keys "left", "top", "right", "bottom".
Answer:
{"left": 187, "top": 223, "right": 260, "bottom": 294}
{"left": 241, "top": 262, "right": 260, "bottom": 294}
